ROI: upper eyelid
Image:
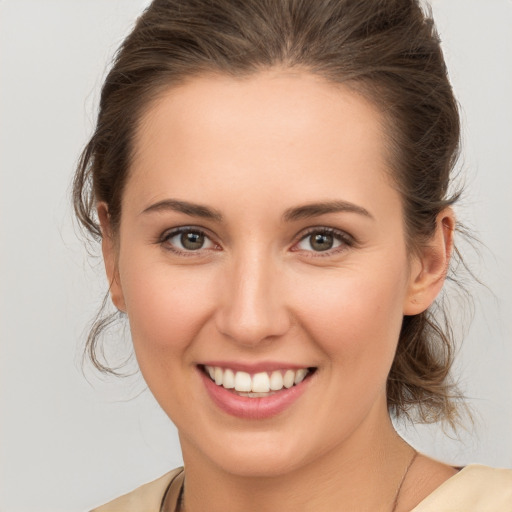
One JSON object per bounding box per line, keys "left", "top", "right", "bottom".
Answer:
{"left": 290, "top": 226, "right": 355, "bottom": 253}
{"left": 295, "top": 226, "right": 354, "bottom": 242}
{"left": 160, "top": 225, "right": 213, "bottom": 240}
{"left": 156, "top": 225, "right": 354, "bottom": 250}
{"left": 157, "top": 226, "right": 219, "bottom": 252}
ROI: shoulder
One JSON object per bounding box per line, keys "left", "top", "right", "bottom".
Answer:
{"left": 412, "top": 464, "right": 512, "bottom": 511}
{"left": 90, "top": 467, "right": 184, "bottom": 512}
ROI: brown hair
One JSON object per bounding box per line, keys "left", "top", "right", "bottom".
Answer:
{"left": 74, "top": 0, "right": 465, "bottom": 425}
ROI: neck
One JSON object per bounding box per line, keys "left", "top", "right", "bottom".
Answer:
{"left": 178, "top": 410, "right": 414, "bottom": 512}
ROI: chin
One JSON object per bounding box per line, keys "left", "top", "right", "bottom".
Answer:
{"left": 216, "top": 449, "right": 307, "bottom": 479}
{"left": 188, "top": 428, "right": 324, "bottom": 479}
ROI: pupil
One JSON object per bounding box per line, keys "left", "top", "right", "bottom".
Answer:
{"left": 181, "top": 231, "right": 204, "bottom": 250}
{"left": 311, "top": 233, "right": 333, "bottom": 251}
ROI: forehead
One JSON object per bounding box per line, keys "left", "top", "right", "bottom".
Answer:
{"left": 127, "top": 70, "right": 398, "bottom": 219}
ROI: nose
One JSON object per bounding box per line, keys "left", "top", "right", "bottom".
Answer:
{"left": 214, "top": 251, "right": 291, "bottom": 347}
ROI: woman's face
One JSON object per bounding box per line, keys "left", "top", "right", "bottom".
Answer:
{"left": 104, "top": 71, "right": 433, "bottom": 476}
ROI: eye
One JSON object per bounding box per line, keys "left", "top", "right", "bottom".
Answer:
{"left": 293, "top": 228, "right": 352, "bottom": 254}
{"left": 161, "top": 227, "right": 217, "bottom": 253}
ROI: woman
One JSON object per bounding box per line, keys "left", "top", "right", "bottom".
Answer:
{"left": 73, "top": 0, "right": 512, "bottom": 510}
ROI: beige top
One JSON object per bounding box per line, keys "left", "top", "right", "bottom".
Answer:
{"left": 91, "top": 464, "right": 512, "bottom": 512}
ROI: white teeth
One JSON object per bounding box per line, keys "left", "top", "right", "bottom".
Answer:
{"left": 234, "top": 371, "right": 252, "bottom": 392}
{"left": 252, "top": 372, "right": 270, "bottom": 393}
{"left": 223, "top": 368, "right": 235, "bottom": 389}
{"left": 294, "top": 368, "right": 308, "bottom": 385}
{"left": 214, "top": 367, "right": 223, "bottom": 386}
{"left": 283, "top": 369, "right": 295, "bottom": 388}
{"left": 204, "top": 365, "right": 311, "bottom": 396}
{"left": 269, "top": 371, "right": 284, "bottom": 391}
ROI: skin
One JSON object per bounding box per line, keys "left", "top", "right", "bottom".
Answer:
{"left": 99, "top": 70, "right": 457, "bottom": 512}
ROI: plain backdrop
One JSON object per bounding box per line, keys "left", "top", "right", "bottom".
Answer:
{"left": 1, "top": 1, "right": 511, "bottom": 511}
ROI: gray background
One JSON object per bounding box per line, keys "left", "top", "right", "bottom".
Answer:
{"left": 1, "top": 1, "right": 511, "bottom": 510}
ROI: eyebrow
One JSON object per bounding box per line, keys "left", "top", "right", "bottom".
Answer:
{"left": 140, "top": 198, "right": 372, "bottom": 223}
{"left": 141, "top": 199, "right": 223, "bottom": 221}
{"left": 282, "top": 201, "right": 373, "bottom": 222}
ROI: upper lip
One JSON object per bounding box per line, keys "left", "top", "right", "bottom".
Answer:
{"left": 199, "top": 361, "right": 314, "bottom": 373}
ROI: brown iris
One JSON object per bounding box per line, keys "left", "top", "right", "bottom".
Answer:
{"left": 181, "top": 231, "right": 205, "bottom": 250}
{"left": 309, "top": 232, "right": 334, "bottom": 251}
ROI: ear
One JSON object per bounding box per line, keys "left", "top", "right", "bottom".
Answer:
{"left": 403, "top": 208, "right": 455, "bottom": 315}
{"left": 97, "top": 203, "right": 126, "bottom": 312}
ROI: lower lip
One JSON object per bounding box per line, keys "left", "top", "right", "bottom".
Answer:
{"left": 199, "top": 369, "right": 311, "bottom": 420}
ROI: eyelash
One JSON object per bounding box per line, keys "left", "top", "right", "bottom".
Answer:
{"left": 291, "top": 227, "right": 355, "bottom": 257}
{"left": 157, "top": 226, "right": 355, "bottom": 257}
{"left": 157, "top": 226, "right": 219, "bottom": 257}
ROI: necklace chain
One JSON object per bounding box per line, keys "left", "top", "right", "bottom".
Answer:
{"left": 173, "top": 450, "right": 418, "bottom": 512}
{"left": 390, "top": 449, "right": 418, "bottom": 512}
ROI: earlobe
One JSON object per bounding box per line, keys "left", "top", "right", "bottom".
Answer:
{"left": 403, "top": 208, "right": 455, "bottom": 316}
{"left": 97, "top": 203, "right": 126, "bottom": 312}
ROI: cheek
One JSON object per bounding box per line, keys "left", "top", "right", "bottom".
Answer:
{"left": 293, "top": 264, "right": 408, "bottom": 370}
{"left": 118, "top": 255, "right": 217, "bottom": 366}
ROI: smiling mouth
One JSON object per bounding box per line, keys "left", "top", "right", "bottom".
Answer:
{"left": 200, "top": 365, "right": 316, "bottom": 397}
